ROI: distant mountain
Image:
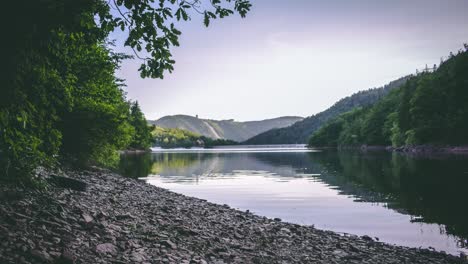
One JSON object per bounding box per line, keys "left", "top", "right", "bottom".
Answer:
{"left": 243, "top": 76, "right": 410, "bottom": 144}
{"left": 149, "top": 115, "right": 303, "bottom": 142}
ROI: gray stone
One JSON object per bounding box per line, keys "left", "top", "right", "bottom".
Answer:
{"left": 161, "top": 240, "right": 177, "bottom": 250}
{"left": 96, "top": 243, "right": 117, "bottom": 255}
{"left": 131, "top": 251, "right": 146, "bottom": 262}
{"left": 82, "top": 213, "right": 93, "bottom": 224}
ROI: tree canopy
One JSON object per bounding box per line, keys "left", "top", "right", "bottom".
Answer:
{"left": 1, "top": 0, "right": 250, "bottom": 183}
{"left": 107, "top": 0, "right": 252, "bottom": 78}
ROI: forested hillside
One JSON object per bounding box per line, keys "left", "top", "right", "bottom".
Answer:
{"left": 151, "top": 115, "right": 303, "bottom": 142}
{"left": 309, "top": 47, "right": 468, "bottom": 148}
{"left": 244, "top": 77, "right": 409, "bottom": 144}
{"left": 152, "top": 127, "right": 237, "bottom": 148}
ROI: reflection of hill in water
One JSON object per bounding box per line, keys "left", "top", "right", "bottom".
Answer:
{"left": 256, "top": 150, "right": 468, "bottom": 247}
{"left": 119, "top": 150, "right": 468, "bottom": 248}
{"left": 154, "top": 153, "right": 303, "bottom": 181}
{"left": 298, "top": 151, "right": 468, "bottom": 248}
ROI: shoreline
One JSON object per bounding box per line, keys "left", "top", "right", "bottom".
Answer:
{"left": 119, "top": 149, "right": 151, "bottom": 154}
{"left": 310, "top": 145, "right": 468, "bottom": 156}
{"left": 0, "top": 168, "right": 464, "bottom": 263}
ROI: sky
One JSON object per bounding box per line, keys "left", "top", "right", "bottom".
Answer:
{"left": 113, "top": 0, "right": 468, "bottom": 121}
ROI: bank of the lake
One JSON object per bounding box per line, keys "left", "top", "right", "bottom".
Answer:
{"left": 331, "top": 145, "right": 468, "bottom": 156}
{"left": 120, "top": 148, "right": 468, "bottom": 255}
{"left": 0, "top": 168, "right": 464, "bottom": 264}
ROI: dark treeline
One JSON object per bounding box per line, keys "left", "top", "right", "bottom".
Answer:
{"left": 309, "top": 47, "right": 468, "bottom": 148}
{"left": 153, "top": 127, "right": 238, "bottom": 149}
{"left": 244, "top": 77, "right": 409, "bottom": 145}
{"left": 1, "top": 0, "right": 250, "bottom": 183}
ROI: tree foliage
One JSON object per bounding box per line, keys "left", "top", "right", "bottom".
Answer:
{"left": 309, "top": 47, "right": 468, "bottom": 148}
{"left": 128, "top": 102, "right": 155, "bottom": 150}
{"left": 104, "top": 0, "right": 251, "bottom": 78}
{"left": 1, "top": 0, "right": 250, "bottom": 183}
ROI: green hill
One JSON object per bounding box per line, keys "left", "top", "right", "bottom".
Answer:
{"left": 152, "top": 126, "right": 237, "bottom": 148}
{"left": 243, "top": 76, "right": 409, "bottom": 144}
{"left": 149, "top": 115, "right": 303, "bottom": 142}
{"left": 309, "top": 47, "right": 468, "bottom": 148}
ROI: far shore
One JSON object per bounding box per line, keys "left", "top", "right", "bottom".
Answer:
{"left": 307, "top": 144, "right": 468, "bottom": 156}
{"left": 119, "top": 148, "right": 151, "bottom": 154}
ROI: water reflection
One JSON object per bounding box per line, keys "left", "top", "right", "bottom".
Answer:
{"left": 119, "top": 149, "right": 468, "bottom": 254}
{"left": 310, "top": 151, "right": 468, "bottom": 249}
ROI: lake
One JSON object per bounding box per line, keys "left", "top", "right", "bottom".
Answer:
{"left": 119, "top": 145, "right": 468, "bottom": 255}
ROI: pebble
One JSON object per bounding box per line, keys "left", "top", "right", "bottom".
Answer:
{"left": 96, "top": 243, "right": 117, "bottom": 255}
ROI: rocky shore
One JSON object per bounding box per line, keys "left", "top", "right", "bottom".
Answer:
{"left": 0, "top": 168, "right": 465, "bottom": 264}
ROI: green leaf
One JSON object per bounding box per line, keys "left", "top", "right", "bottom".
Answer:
{"left": 204, "top": 12, "right": 210, "bottom": 27}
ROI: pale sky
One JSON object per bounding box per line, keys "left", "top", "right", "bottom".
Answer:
{"left": 113, "top": 0, "right": 468, "bottom": 121}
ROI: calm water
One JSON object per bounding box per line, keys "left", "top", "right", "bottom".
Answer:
{"left": 119, "top": 145, "right": 468, "bottom": 255}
